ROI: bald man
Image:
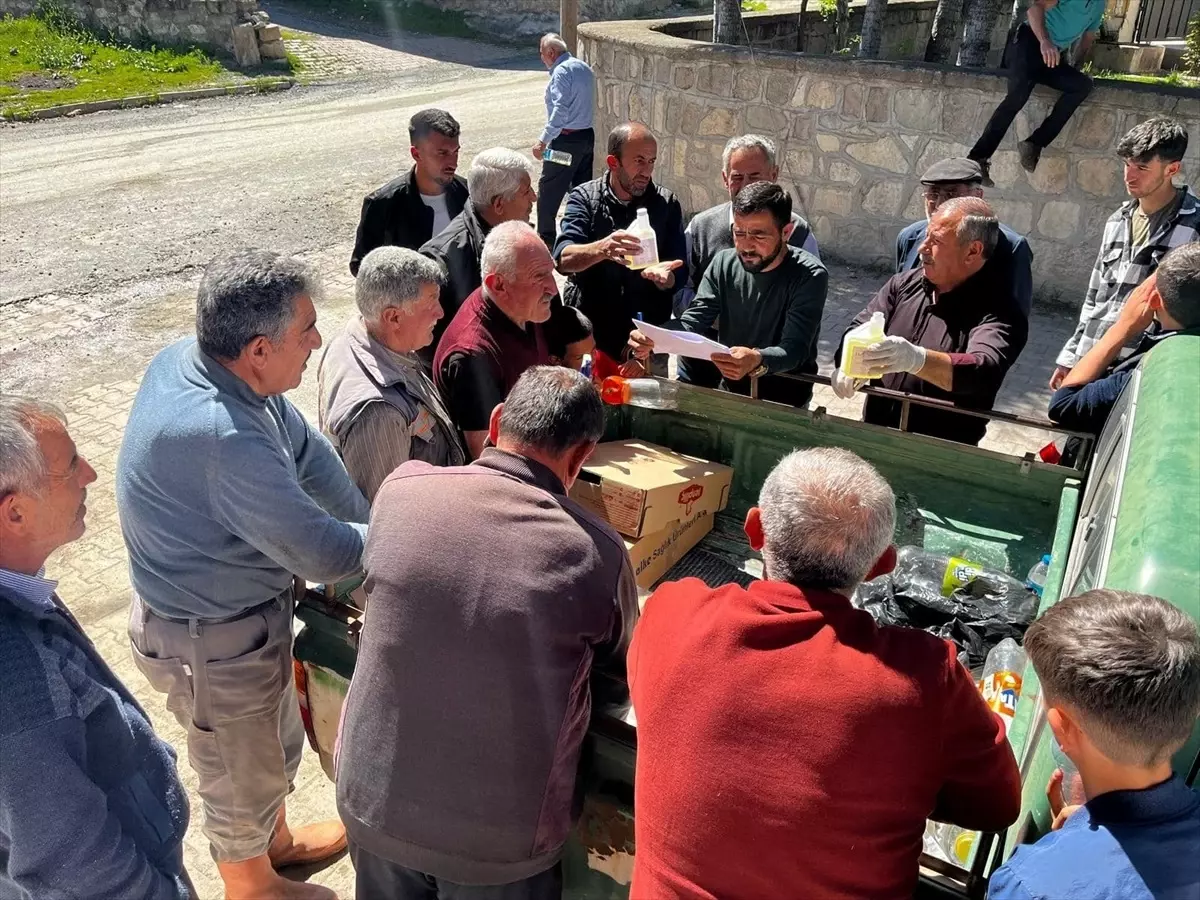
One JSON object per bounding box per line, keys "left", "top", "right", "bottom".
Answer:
{"left": 833, "top": 198, "right": 1029, "bottom": 446}
{"left": 554, "top": 122, "right": 687, "bottom": 369}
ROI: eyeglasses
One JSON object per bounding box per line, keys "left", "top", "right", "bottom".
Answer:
{"left": 732, "top": 230, "right": 776, "bottom": 242}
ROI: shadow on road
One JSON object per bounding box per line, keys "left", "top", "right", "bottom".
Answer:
{"left": 264, "top": 0, "right": 543, "bottom": 72}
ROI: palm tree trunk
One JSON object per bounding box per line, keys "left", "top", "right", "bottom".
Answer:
{"left": 714, "top": 0, "right": 745, "bottom": 45}
{"left": 858, "top": 0, "right": 889, "bottom": 57}
{"left": 835, "top": 0, "right": 851, "bottom": 50}
{"left": 958, "top": 0, "right": 1005, "bottom": 66}
{"left": 924, "top": 0, "right": 966, "bottom": 62}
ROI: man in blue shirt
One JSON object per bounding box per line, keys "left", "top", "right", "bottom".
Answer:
{"left": 896, "top": 157, "right": 1033, "bottom": 317}
{"left": 117, "top": 250, "right": 370, "bottom": 900}
{"left": 1, "top": 396, "right": 192, "bottom": 900}
{"left": 970, "top": 0, "right": 1102, "bottom": 183}
{"left": 532, "top": 33, "right": 595, "bottom": 248}
{"left": 988, "top": 588, "right": 1200, "bottom": 900}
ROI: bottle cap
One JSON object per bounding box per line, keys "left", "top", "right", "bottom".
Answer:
{"left": 600, "top": 375, "right": 630, "bottom": 406}
{"left": 1041, "top": 553, "right": 1052, "bottom": 564}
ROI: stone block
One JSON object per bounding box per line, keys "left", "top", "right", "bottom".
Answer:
{"left": 734, "top": 69, "right": 764, "bottom": 102}
{"left": 862, "top": 181, "right": 906, "bottom": 217}
{"left": 652, "top": 91, "right": 667, "bottom": 133}
{"left": 764, "top": 73, "right": 797, "bottom": 107}
{"left": 806, "top": 79, "right": 838, "bottom": 110}
{"left": 697, "top": 106, "right": 738, "bottom": 138}
{"left": 846, "top": 135, "right": 909, "bottom": 174}
{"left": 816, "top": 133, "right": 839, "bottom": 153}
{"left": 654, "top": 55, "right": 671, "bottom": 86}
{"left": 1076, "top": 156, "right": 1120, "bottom": 197}
{"left": 989, "top": 150, "right": 1023, "bottom": 189}
{"left": 813, "top": 186, "right": 854, "bottom": 216}
{"left": 1070, "top": 107, "right": 1117, "bottom": 150}
{"left": 784, "top": 148, "right": 814, "bottom": 178}
{"left": 690, "top": 182, "right": 714, "bottom": 211}
{"left": 1028, "top": 153, "right": 1069, "bottom": 194}
{"left": 614, "top": 50, "right": 631, "bottom": 80}
{"left": 1037, "top": 201, "right": 1080, "bottom": 240}
{"left": 865, "top": 86, "right": 890, "bottom": 123}
{"left": 255, "top": 22, "right": 281, "bottom": 40}
{"left": 673, "top": 65, "right": 695, "bottom": 90}
{"left": 697, "top": 64, "right": 735, "bottom": 98}
{"left": 259, "top": 38, "right": 287, "bottom": 59}
{"left": 941, "top": 90, "right": 982, "bottom": 141}
{"left": 902, "top": 186, "right": 925, "bottom": 220}
{"left": 829, "top": 160, "right": 861, "bottom": 184}
{"left": 745, "top": 104, "right": 786, "bottom": 133}
{"left": 894, "top": 88, "right": 942, "bottom": 132}
{"left": 673, "top": 139, "right": 688, "bottom": 179}
{"left": 788, "top": 113, "right": 814, "bottom": 142}
{"left": 989, "top": 199, "right": 1034, "bottom": 234}
{"left": 231, "top": 22, "right": 259, "bottom": 65}
{"left": 681, "top": 101, "right": 705, "bottom": 136}
{"left": 686, "top": 144, "right": 712, "bottom": 176}
{"left": 843, "top": 83, "right": 863, "bottom": 120}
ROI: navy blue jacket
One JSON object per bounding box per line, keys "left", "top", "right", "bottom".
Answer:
{"left": 988, "top": 776, "right": 1200, "bottom": 900}
{"left": 0, "top": 575, "right": 190, "bottom": 899}
{"left": 897, "top": 220, "right": 1034, "bottom": 317}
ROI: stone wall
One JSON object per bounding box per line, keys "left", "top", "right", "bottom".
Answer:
{"left": 579, "top": 18, "right": 1200, "bottom": 303}
{"left": 661, "top": 1, "right": 940, "bottom": 60}
{"left": 0, "top": 0, "right": 259, "bottom": 54}
{"left": 434, "top": 0, "right": 690, "bottom": 38}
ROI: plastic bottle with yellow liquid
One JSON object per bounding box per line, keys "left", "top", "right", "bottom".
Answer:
{"left": 625, "top": 208, "right": 659, "bottom": 270}
{"left": 839, "top": 311, "right": 886, "bottom": 379}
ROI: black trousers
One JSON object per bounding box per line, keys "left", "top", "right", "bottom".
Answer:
{"left": 970, "top": 23, "right": 1093, "bottom": 162}
{"left": 349, "top": 841, "right": 564, "bottom": 900}
{"left": 537, "top": 128, "right": 594, "bottom": 247}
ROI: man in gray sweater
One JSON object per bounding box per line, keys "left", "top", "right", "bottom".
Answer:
{"left": 117, "top": 250, "right": 369, "bottom": 900}
{"left": 337, "top": 366, "right": 638, "bottom": 900}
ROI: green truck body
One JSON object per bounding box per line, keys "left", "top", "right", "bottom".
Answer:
{"left": 292, "top": 335, "right": 1200, "bottom": 899}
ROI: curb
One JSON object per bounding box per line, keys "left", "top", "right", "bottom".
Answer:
{"left": 3, "top": 78, "right": 297, "bottom": 122}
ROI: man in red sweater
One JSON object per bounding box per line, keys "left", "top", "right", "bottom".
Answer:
{"left": 628, "top": 448, "right": 1023, "bottom": 899}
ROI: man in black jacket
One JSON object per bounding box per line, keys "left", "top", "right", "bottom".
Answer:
{"left": 554, "top": 122, "right": 686, "bottom": 368}
{"left": 350, "top": 109, "right": 469, "bottom": 275}
{"left": 419, "top": 147, "right": 537, "bottom": 362}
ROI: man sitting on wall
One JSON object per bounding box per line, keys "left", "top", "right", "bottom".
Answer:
{"left": 833, "top": 198, "right": 1029, "bottom": 446}
{"left": 629, "top": 181, "right": 827, "bottom": 408}
{"left": 896, "top": 158, "right": 1033, "bottom": 317}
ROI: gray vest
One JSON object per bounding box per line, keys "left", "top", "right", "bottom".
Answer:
{"left": 318, "top": 316, "right": 465, "bottom": 467}
{"left": 687, "top": 201, "right": 814, "bottom": 293}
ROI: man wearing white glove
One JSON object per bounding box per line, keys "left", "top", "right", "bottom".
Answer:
{"left": 832, "top": 198, "right": 1029, "bottom": 445}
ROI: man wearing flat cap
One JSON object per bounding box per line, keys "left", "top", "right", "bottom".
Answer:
{"left": 896, "top": 158, "right": 1033, "bottom": 317}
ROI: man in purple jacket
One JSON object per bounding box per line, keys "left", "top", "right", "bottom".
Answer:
{"left": 336, "top": 366, "right": 638, "bottom": 900}
{"left": 833, "top": 198, "right": 1029, "bottom": 446}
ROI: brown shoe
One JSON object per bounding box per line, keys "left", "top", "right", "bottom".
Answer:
{"left": 219, "top": 856, "right": 339, "bottom": 900}
{"left": 269, "top": 817, "right": 348, "bottom": 869}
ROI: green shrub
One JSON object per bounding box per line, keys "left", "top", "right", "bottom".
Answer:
{"left": 1184, "top": 13, "right": 1200, "bottom": 76}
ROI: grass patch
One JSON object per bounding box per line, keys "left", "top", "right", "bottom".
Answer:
{"left": 741, "top": 0, "right": 769, "bottom": 11}
{"left": 281, "top": 0, "right": 477, "bottom": 39}
{"left": 1082, "top": 62, "right": 1200, "bottom": 89}
{"left": 0, "top": 11, "right": 228, "bottom": 116}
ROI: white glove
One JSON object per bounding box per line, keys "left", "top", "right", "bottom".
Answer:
{"left": 860, "top": 336, "right": 927, "bottom": 375}
{"left": 831, "top": 368, "right": 865, "bottom": 399}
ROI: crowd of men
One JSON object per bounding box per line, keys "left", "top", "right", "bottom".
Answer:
{"left": 1, "top": 25, "right": 1198, "bottom": 900}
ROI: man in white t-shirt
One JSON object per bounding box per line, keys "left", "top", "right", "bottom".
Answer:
{"left": 350, "top": 109, "right": 470, "bottom": 275}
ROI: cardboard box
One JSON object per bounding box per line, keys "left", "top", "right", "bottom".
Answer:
{"left": 627, "top": 508, "right": 715, "bottom": 591}
{"left": 571, "top": 440, "right": 734, "bottom": 538}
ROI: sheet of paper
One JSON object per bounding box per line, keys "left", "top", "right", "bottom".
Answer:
{"left": 635, "top": 319, "right": 730, "bottom": 361}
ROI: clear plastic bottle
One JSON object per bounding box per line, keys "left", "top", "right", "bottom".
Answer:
{"left": 840, "top": 311, "right": 886, "bottom": 379}
{"left": 1052, "top": 739, "right": 1087, "bottom": 806}
{"left": 542, "top": 147, "right": 573, "bottom": 166}
{"left": 936, "top": 825, "right": 977, "bottom": 866}
{"left": 600, "top": 375, "right": 678, "bottom": 410}
{"left": 626, "top": 208, "right": 660, "bottom": 270}
{"left": 980, "top": 637, "right": 1027, "bottom": 737}
{"left": 1025, "top": 554, "right": 1051, "bottom": 597}
{"left": 893, "top": 546, "right": 1030, "bottom": 601}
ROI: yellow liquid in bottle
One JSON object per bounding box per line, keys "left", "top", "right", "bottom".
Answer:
{"left": 840, "top": 312, "right": 886, "bottom": 379}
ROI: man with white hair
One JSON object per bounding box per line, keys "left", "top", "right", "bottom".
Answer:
{"left": 434, "top": 220, "right": 557, "bottom": 457}
{"left": 532, "top": 32, "right": 595, "bottom": 247}
{"left": 320, "top": 246, "right": 466, "bottom": 502}
{"left": 0, "top": 397, "right": 192, "bottom": 900}
{"left": 628, "top": 447, "right": 1022, "bottom": 900}
{"left": 421, "top": 147, "right": 538, "bottom": 360}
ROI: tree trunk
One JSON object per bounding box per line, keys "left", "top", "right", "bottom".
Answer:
{"left": 924, "top": 0, "right": 965, "bottom": 62}
{"left": 797, "top": 0, "right": 809, "bottom": 51}
{"left": 858, "top": 0, "right": 889, "bottom": 57}
{"left": 958, "top": 0, "right": 1005, "bottom": 67}
{"left": 834, "top": 0, "right": 851, "bottom": 50}
{"left": 714, "top": 0, "right": 745, "bottom": 45}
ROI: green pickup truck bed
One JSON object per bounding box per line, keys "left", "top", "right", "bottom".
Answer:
{"left": 293, "top": 335, "right": 1200, "bottom": 900}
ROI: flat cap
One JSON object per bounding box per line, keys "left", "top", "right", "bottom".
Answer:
{"left": 919, "top": 157, "right": 983, "bottom": 186}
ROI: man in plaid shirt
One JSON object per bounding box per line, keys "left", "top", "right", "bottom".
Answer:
{"left": 1051, "top": 117, "right": 1199, "bottom": 388}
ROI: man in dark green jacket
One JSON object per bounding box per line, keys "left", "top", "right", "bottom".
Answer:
{"left": 630, "top": 181, "right": 828, "bottom": 407}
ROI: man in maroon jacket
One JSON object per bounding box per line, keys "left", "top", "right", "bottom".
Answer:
{"left": 629, "top": 447, "right": 1022, "bottom": 900}
{"left": 833, "top": 197, "right": 1029, "bottom": 445}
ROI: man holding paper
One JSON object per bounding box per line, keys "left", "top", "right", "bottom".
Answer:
{"left": 630, "top": 182, "right": 827, "bottom": 407}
